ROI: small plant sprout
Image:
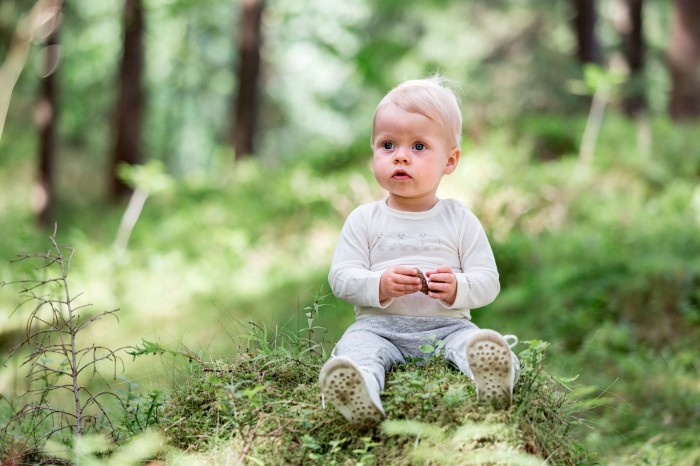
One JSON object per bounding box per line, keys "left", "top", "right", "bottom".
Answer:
{"left": 301, "top": 287, "right": 332, "bottom": 352}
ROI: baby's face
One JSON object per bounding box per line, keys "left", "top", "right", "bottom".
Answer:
{"left": 371, "top": 103, "right": 460, "bottom": 212}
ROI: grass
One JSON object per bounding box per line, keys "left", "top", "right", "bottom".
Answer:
{"left": 158, "top": 325, "right": 594, "bottom": 465}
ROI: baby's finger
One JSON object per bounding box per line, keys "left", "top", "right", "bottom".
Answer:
{"left": 426, "top": 272, "right": 453, "bottom": 284}
{"left": 391, "top": 282, "right": 420, "bottom": 295}
{"left": 427, "top": 280, "right": 450, "bottom": 292}
{"left": 394, "top": 265, "right": 419, "bottom": 277}
{"left": 426, "top": 265, "right": 452, "bottom": 276}
{"left": 397, "top": 276, "right": 421, "bottom": 287}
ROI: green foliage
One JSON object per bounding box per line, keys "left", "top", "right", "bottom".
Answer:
{"left": 302, "top": 287, "right": 334, "bottom": 352}
{"left": 117, "top": 160, "right": 174, "bottom": 196}
{"left": 466, "top": 115, "right": 700, "bottom": 464}
{"left": 516, "top": 115, "right": 580, "bottom": 161}
{"left": 477, "top": 116, "right": 700, "bottom": 350}
{"left": 576, "top": 323, "right": 700, "bottom": 462}
{"left": 44, "top": 430, "right": 165, "bottom": 466}
{"left": 381, "top": 420, "right": 542, "bottom": 466}
{"left": 119, "top": 382, "right": 164, "bottom": 437}
{"left": 568, "top": 64, "right": 626, "bottom": 96}
{"left": 159, "top": 333, "right": 593, "bottom": 465}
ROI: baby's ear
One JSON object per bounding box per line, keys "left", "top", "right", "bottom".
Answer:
{"left": 444, "top": 147, "right": 461, "bottom": 174}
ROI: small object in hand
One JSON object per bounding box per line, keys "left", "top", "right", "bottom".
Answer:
{"left": 415, "top": 268, "right": 429, "bottom": 295}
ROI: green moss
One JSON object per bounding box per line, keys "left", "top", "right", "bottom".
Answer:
{"left": 161, "top": 338, "right": 594, "bottom": 465}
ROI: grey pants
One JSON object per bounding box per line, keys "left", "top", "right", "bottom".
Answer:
{"left": 332, "top": 315, "right": 520, "bottom": 397}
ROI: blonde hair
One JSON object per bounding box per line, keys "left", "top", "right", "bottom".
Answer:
{"left": 373, "top": 76, "right": 462, "bottom": 147}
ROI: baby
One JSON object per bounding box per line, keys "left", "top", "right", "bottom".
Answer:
{"left": 319, "top": 76, "right": 519, "bottom": 425}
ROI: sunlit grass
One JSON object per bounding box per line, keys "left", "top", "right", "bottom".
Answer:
{"left": 156, "top": 329, "right": 591, "bottom": 465}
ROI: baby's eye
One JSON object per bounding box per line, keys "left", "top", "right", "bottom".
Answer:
{"left": 413, "top": 142, "right": 426, "bottom": 151}
{"left": 382, "top": 141, "right": 394, "bottom": 150}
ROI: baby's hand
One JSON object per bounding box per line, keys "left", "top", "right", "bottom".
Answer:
{"left": 426, "top": 265, "right": 458, "bottom": 305}
{"left": 379, "top": 266, "right": 421, "bottom": 301}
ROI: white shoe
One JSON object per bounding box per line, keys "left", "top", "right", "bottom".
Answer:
{"left": 319, "top": 356, "right": 385, "bottom": 425}
{"left": 466, "top": 329, "right": 518, "bottom": 405}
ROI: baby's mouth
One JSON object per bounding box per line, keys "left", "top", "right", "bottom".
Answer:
{"left": 391, "top": 169, "right": 411, "bottom": 180}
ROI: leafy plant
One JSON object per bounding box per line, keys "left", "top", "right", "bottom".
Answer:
{"left": 382, "top": 419, "right": 542, "bottom": 466}
{"left": 43, "top": 429, "right": 165, "bottom": 466}
{"left": 119, "top": 381, "right": 164, "bottom": 437}
{"left": 301, "top": 286, "right": 333, "bottom": 353}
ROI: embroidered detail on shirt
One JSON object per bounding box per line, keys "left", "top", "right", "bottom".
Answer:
{"left": 374, "top": 232, "right": 441, "bottom": 253}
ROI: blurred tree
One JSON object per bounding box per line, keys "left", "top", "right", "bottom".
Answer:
{"left": 0, "top": 0, "right": 57, "bottom": 142}
{"left": 354, "top": 0, "right": 414, "bottom": 92}
{"left": 110, "top": 0, "right": 145, "bottom": 201}
{"left": 35, "top": 2, "right": 62, "bottom": 226}
{"left": 231, "top": 0, "right": 264, "bottom": 159}
{"left": 0, "top": 2, "right": 15, "bottom": 58}
{"left": 616, "top": 0, "right": 646, "bottom": 116}
{"left": 668, "top": 0, "right": 700, "bottom": 120}
{"left": 572, "top": 0, "right": 603, "bottom": 64}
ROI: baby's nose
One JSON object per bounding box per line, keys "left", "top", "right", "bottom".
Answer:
{"left": 393, "top": 148, "right": 410, "bottom": 163}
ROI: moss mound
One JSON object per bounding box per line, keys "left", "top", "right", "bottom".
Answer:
{"left": 161, "top": 337, "right": 594, "bottom": 465}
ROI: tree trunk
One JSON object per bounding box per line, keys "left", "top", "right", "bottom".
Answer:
{"left": 35, "top": 3, "right": 62, "bottom": 226}
{"left": 617, "top": 0, "right": 646, "bottom": 115}
{"left": 572, "top": 0, "right": 603, "bottom": 64}
{"left": 110, "top": 0, "right": 145, "bottom": 201}
{"left": 668, "top": 0, "right": 700, "bottom": 120}
{"left": 231, "top": 0, "right": 264, "bottom": 159}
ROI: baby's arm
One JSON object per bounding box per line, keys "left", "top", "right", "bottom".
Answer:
{"left": 441, "top": 210, "right": 499, "bottom": 309}
{"left": 329, "top": 208, "right": 395, "bottom": 307}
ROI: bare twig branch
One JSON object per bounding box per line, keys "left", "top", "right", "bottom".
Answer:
{"left": 237, "top": 414, "right": 266, "bottom": 465}
{"left": 4, "top": 226, "right": 130, "bottom": 447}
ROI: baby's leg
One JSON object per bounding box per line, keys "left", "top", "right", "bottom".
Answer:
{"left": 333, "top": 326, "right": 404, "bottom": 392}
{"left": 319, "top": 322, "right": 403, "bottom": 424}
{"left": 442, "top": 326, "right": 520, "bottom": 405}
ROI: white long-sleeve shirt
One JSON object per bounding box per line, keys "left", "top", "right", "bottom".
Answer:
{"left": 328, "top": 198, "right": 500, "bottom": 319}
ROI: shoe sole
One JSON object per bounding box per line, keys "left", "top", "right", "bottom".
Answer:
{"left": 319, "top": 358, "right": 385, "bottom": 425}
{"left": 466, "top": 330, "right": 514, "bottom": 405}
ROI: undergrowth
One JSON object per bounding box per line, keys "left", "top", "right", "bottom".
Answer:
{"left": 160, "top": 326, "right": 596, "bottom": 465}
